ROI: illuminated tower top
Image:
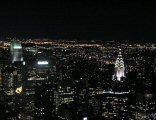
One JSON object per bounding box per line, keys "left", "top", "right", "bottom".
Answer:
{"left": 114, "top": 49, "right": 125, "bottom": 81}
{"left": 10, "top": 41, "right": 23, "bottom": 63}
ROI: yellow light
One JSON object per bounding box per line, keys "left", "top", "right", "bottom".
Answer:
{"left": 15, "top": 86, "right": 22, "bottom": 94}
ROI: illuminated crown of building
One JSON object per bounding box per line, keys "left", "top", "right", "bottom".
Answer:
{"left": 114, "top": 49, "right": 125, "bottom": 81}
{"left": 10, "top": 41, "right": 23, "bottom": 63}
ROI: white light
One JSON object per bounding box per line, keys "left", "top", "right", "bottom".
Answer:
{"left": 13, "top": 46, "right": 22, "bottom": 49}
{"left": 37, "top": 61, "right": 48, "bottom": 65}
{"left": 83, "top": 117, "right": 88, "bottom": 120}
{"left": 103, "top": 91, "right": 130, "bottom": 94}
{"left": 23, "top": 61, "right": 25, "bottom": 65}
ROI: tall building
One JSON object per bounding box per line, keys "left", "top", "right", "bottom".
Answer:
{"left": 0, "top": 63, "right": 3, "bottom": 92}
{"left": 98, "top": 92, "right": 129, "bottom": 119}
{"left": 114, "top": 49, "right": 125, "bottom": 81}
{"left": 34, "top": 84, "right": 58, "bottom": 120}
{"left": 93, "top": 50, "right": 130, "bottom": 119}
{"left": 10, "top": 41, "right": 23, "bottom": 63}
{"left": 1, "top": 65, "right": 20, "bottom": 120}
{"left": 2, "top": 66, "right": 15, "bottom": 96}
{"left": 130, "top": 50, "right": 156, "bottom": 119}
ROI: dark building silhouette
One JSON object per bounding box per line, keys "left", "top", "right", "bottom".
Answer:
{"left": 34, "top": 84, "right": 58, "bottom": 120}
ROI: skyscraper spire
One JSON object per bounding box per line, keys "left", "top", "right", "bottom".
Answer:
{"left": 114, "top": 49, "right": 125, "bottom": 81}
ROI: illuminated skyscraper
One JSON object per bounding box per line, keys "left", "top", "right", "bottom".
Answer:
{"left": 10, "top": 41, "right": 23, "bottom": 63}
{"left": 0, "top": 64, "right": 3, "bottom": 91}
{"left": 114, "top": 49, "right": 125, "bottom": 81}
{"left": 2, "top": 66, "right": 14, "bottom": 96}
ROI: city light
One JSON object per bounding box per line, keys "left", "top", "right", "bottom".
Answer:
{"left": 103, "top": 91, "right": 130, "bottom": 94}
{"left": 15, "top": 86, "right": 23, "bottom": 94}
{"left": 13, "top": 46, "right": 22, "bottom": 49}
{"left": 37, "top": 61, "right": 49, "bottom": 65}
{"left": 83, "top": 117, "right": 88, "bottom": 120}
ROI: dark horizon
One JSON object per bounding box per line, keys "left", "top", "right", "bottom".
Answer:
{"left": 0, "top": 1, "right": 156, "bottom": 40}
{"left": 1, "top": 32, "right": 156, "bottom": 42}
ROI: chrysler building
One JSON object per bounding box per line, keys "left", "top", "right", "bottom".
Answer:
{"left": 114, "top": 49, "right": 125, "bottom": 81}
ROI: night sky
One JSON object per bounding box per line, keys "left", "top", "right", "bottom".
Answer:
{"left": 0, "top": 1, "right": 156, "bottom": 40}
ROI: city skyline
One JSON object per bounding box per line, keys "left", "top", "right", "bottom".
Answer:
{"left": 0, "top": 39, "right": 155, "bottom": 119}
{"left": 0, "top": 1, "right": 156, "bottom": 120}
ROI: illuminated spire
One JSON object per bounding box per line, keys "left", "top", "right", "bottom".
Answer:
{"left": 114, "top": 49, "right": 125, "bottom": 81}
